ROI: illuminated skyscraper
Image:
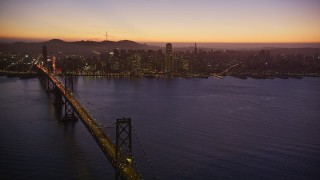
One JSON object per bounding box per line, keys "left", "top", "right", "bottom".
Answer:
{"left": 165, "top": 43, "right": 173, "bottom": 72}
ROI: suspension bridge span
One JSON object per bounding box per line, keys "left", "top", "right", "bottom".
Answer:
{"left": 36, "top": 64, "right": 141, "bottom": 179}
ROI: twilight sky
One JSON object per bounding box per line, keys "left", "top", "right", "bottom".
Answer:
{"left": 0, "top": 0, "right": 320, "bottom": 43}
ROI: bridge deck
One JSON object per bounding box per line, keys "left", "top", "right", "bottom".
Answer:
{"left": 37, "top": 65, "right": 140, "bottom": 179}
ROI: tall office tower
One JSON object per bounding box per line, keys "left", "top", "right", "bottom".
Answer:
{"left": 165, "top": 43, "right": 173, "bottom": 72}
{"left": 173, "top": 52, "right": 179, "bottom": 73}
{"left": 194, "top": 42, "right": 198, "bottom": 54}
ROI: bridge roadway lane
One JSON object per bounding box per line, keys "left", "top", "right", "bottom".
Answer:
{"left": 36, "top": 65, "right": 140, "bottom": 179}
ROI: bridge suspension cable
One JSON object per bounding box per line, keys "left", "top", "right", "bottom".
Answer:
{"left": 132, "top": 123, "right": 159, "bottom": 179}
{"left": 98, "top": 121, "right": 116, "bottom": 128}
{"left": 72, "top": 92, "right": 112, "bottom": 126}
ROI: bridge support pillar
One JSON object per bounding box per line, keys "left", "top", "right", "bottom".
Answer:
{"left": 46, "top": 78, "right": 54, "bottom": 93}
{"left": 115, "top": 117, "right": 132, "bottom": 179}
{"left": 62, "top": 75, "right": 76, "bottom": 121}
{"left": 53, "top": 86, "right": 63, "bottom": 104}
{"left": 63, "top": 100, "right": 75, "bottom": 121}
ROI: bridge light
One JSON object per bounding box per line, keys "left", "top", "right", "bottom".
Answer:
{"left": 126, "top": 158, "right": 132, "bottom": 165}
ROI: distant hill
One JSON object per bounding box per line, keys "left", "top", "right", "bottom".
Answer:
{"left": 1, "top": 39, "right": 319, "bottom": 57}
{"left": 0, "top": 39, "right": 160, "bottom": 56}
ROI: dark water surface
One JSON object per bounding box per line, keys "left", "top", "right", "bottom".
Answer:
{"left": 1, "top": 76, "right": 320, "bottom": 179}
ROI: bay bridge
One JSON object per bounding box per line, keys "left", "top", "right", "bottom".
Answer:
{"left": 37, "top": 64, "right": 141, "bottom": 179}
{"left": 0, "top": 47, "right": 157, "bottom": 179}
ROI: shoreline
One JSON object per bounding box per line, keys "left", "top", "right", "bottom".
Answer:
{"left": 1, "top": 70, "right": 319, "bottom": 80}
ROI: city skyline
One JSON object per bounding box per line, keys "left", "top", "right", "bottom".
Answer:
{"left": 0, "top": 0, "right": 320, "bottom": 43}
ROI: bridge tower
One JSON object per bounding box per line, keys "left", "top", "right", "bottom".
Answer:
{"left": 48, "top": 79, "right": 62, "bottom": 105}
{"left": 40, "top": 70, "right": 61, "bottom": 104}
{"left": 115, "top": 117, "right": 133, "bottom": 179}
{"left": 63, "top": 74, "right": 75, "bottom": 121}
{"left": 46, "top": 77, "right": 55, "bottom": 93}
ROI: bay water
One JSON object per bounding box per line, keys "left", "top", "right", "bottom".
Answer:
{"left": 1, "top": 76, "right": 319, "bottom": 179}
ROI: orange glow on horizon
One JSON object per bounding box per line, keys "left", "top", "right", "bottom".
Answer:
{"left": 1, "top": 22, "right": 319, "bottom": 43}
{"left": 1, "top": 0, "right": 319, "bottom": 43}
{"left": 1, "top": 34, "right": 319, "bottom": 43}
